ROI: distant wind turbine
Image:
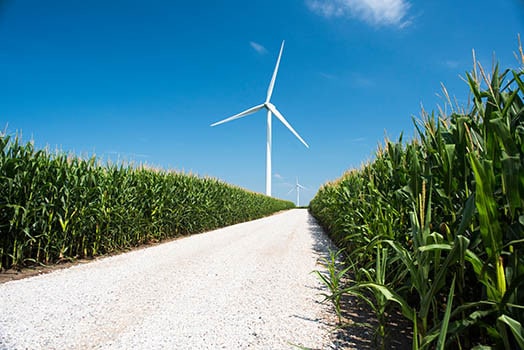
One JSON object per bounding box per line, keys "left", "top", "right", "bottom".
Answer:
{"left": 210, "top": 40, "right": 309, "bottom": 196}
{"left": 287, "top": 177, "right": 307, "bottom": 207}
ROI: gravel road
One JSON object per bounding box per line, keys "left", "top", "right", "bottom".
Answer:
{"left": 0, "top": 209, "right": 338, "bottom": 349}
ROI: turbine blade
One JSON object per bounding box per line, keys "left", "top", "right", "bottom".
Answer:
{"left": 266, "top": 40, "right": 285, "bottom": 103}
{"left": 287, "top": 187, "right": 294, "bottom": 195}
{"left": 210, "top": 104, "right": 265, "bottom": 127}
{"left": 298, "top": 184, "right": 307, "bottom": 190}
{"left": 267, "top": 104, "right": 309, "bottom": 148}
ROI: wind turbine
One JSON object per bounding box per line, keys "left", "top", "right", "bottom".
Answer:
{"left": 210, "top": 40, "right": 309, "bottom": 196}
{"left": 287, "top": 177, "right": 307, "bottom": 207}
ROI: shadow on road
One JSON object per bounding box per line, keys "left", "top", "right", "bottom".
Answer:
{"left": 304, "top": 211, "right": 412, "bottom": 350}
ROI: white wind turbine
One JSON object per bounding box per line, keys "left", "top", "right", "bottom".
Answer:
{"left": 210, "top": 40, "right": 309, "bottom": 196}
{"left": 287, "top": 177, "right": 307, "bottom": 207}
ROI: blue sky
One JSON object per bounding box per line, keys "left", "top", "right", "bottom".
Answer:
{"left": 1, "top": 1, "right": 523, "bottom": 205}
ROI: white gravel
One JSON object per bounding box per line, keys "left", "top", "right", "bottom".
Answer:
{"left": 0, "top": 209, "right": 338, "bottom": 350}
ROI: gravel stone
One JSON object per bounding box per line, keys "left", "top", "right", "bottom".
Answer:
{"left": 0, "top": 209, "right": 338, "bottom": 349}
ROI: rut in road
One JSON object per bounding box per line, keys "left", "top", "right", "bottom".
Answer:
{"left": 0, "top": 209, "right": 339, "bottom": 350}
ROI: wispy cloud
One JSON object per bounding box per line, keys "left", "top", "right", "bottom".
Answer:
{"left": 443, "top": 60, "right": 460, "bottom": 69}
{"left": 319, "top": 72, "right": 338, "bottom": 80}
{"left": 319, "top": 71, "right": 375, "bottom": 88}
{"left": 274, "top": 173, "right": 284, "bottom": 180}
{"left": 104, "top": 151, "right": 150, "bottom": 160}
{"left": 250, "top": 41, "right": 268, "bottom": 55}
{"left": 306, "top": 0, "right": 411, "bottom": 28}
{"left": 350, "top": 72, "right": 375, "bottom": 87}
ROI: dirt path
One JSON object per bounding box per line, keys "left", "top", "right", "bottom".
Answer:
{"left": 0, "top": 209, "right": 340, "bottom": 349}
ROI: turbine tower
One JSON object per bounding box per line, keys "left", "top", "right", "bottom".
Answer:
{"left": 210, "top": 40, "right": 309, "bottom": 196}
{"left": 287, "top": 177, "right": 306, "bottom": 207}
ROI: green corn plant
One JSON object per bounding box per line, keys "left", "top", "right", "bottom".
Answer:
{"left": 310, "top": 39, "right": 524, "bottom": 348}
{"left": 344, "top": 245, "right": 393, "bottom": 349}
{"left": 314, "top": 249, "right": 351, "bottom": 323}
{"left": 0, "top": 132, "right": 295, "bottom": 270}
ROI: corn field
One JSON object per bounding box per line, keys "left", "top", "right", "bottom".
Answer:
{"left": 310, "top": 48, "right": 524, "bottom": 348}
{"left": 0, "top": 137, "right": 294, "bottom": 270}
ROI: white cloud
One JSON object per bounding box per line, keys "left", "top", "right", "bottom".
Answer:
{"left": 274, "top": 173, "right": 284, "bottom": 180}
{"left": 443, "top": 60, "right": 460, "bottom": 69}
{"left": 347, "top": 72, "right": 375, "bottom": 87}
{"left": 306, "top": 0, "right": 411, "bottom": 28}
{"left": 104, "top": 151, "right": 150, "bottom": 160}
{"left": 249, "top": 41, "right": 268, "bottom": 55}
{"left": 319, "top": 72, "right": 337, "bottom": 80}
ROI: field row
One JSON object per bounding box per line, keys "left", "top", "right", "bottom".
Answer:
{"left": 310, "top": 51, "right": 524, "bottom": 348}
{"left": 0, "top": 136, "right": 294, "bottom": 270}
